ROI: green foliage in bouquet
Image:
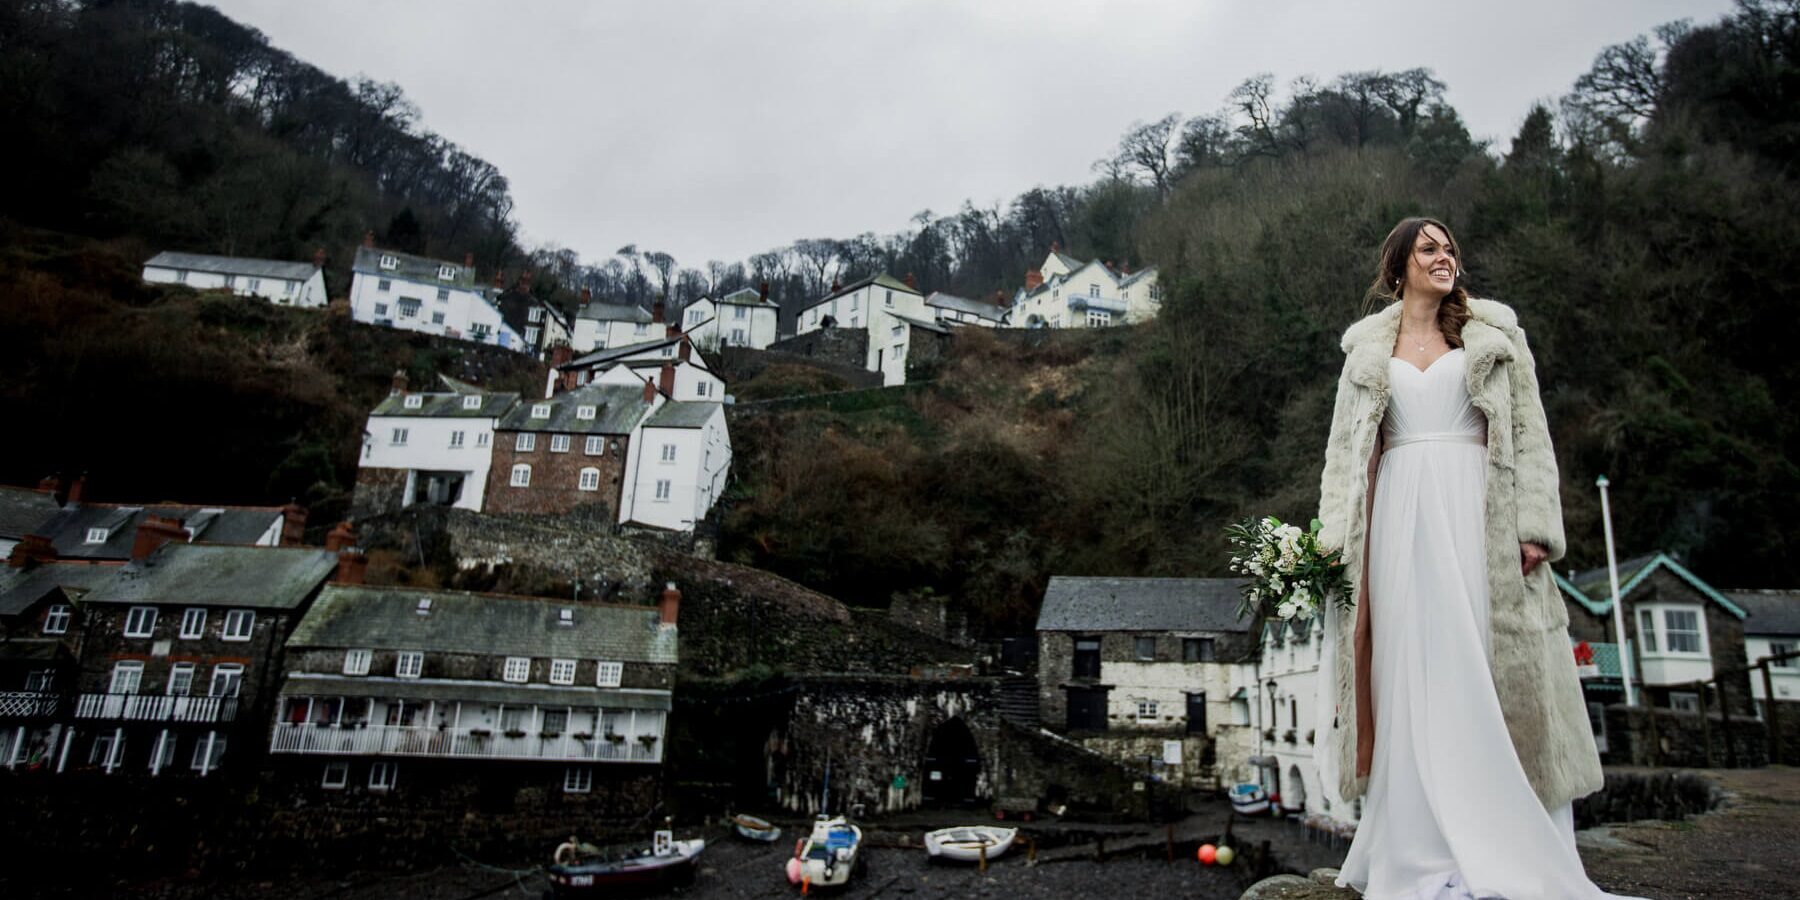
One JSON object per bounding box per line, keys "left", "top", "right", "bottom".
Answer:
{"left": 1225, "top": 516, "right": 1354, "bottom": 622}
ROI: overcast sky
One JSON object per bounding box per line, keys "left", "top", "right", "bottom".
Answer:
{"left": 210, "top": 0, "right": 1731, "bottom": 268}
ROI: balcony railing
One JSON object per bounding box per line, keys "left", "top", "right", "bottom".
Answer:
{"left": 75, "top": 693, "right": 239, "bottom": 723}
{"left": 0, "top": 691, "right": 60, "bottom": 718}
{"left": 268, "top": 722, "right": 662, "bottom": 763}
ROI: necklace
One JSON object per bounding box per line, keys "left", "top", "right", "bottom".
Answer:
{"left": 1401, "top": 327, "right": 1434, "bottom": 353}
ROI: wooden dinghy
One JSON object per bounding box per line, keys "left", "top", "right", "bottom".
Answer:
{"left": 923, "top": 825, "right": 1017, "bottom": 863}
{"left": 731, "top": 813, "right": 782, "bottom": 842}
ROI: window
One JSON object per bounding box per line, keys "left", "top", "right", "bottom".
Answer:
{"left": 529, "top": 307, "right": 544, "bottom": 323}
{"left": 731, "top": 328, "right": 747, "bottom": 345}
{"left": 391, "top": 428, "right": 409, "bottom": 446}
{"left": 246, "top": 277, "right": 261, "bottom": 292}
{"left": 734, "top": 305, "right": 748, "bottom": 320}
{"left": 477, "top": 433, "right": 490, "bottom": 447}
{"left": 1669, "top": 691, "right": 1701, "bottom": 713}
{"left": 696, "top": 382, "right": 711, "bottom": 398}
{"left": 525, "top": 326, "right": 540, "bottom": 345}
{"left": 343, "top": 649, "right": 372, "bottom": 676}
{"left": 176, "top": 269, "right": 189, "bottom": 283}
{"left": 551, "top": 434, "right": 571, "bottom": 453}
{"left": 654, "top": 480, "right": 671, "bottom": 502}
{"left": 222, "top": 610, "right": 254, "bottom": 641}
{"left": 1150, "top": 283, "right": 1164, "bottom": 301}
{"left": 284, "top": 281, "right": 296, "bottom": 296}
{"left": 884, "top": 290, "right": 894, "bottom": 306}
{"left": 1183, "top": 638, "right": 1216, "bottom": 663}
{"left": 397, "top": 298, "right": 421, "bottom": 319}
{"left": 1136, "top": 699, "right": 1159, "bottom": 722}
{"left": 431, "top": 311, "right": 445, "bottom": 325}
{"left": 377, "top": 278, "right": 392, "bottom": 291}
{"left": 210, "top": 664, "right": 244, "bottom": 698}
{"left": 437, "top": 265, "right": 455, "bottom": 280}
{"left": 559, "top": 608, "right": 575, "bottom": 626}
{"left": 1072, "top": 637, "right": 1102, "bottom": 679}
{"left": 516, "top": 433, "right": 536, "bottom": 452}
{"left": 1087, "top": 310, "right": 1111, "bottom": 327}
{"left": 584, "top": 436, "right": 604, "bottom": 455}
{"left": 1089, "top": 283, "right": 1101, "bottom": 297}
{"left": 403, "top": 394, "right": 424, "bottom": 409}
{"left": 124, "top": 606, "right": 158, "bottom": 638}
{"left": 84, "top": 527, "right": 109, "bottom": 544}
{"left": 1639, "top": 609, "right": 1658, "bottom": 653}
{"left": 502, "top": 656, "right": 530, "bottom": 683}
{"left": 564, "top": 767, "right": 592, "bottom": 793}
{"left": 43, "top": 604, "right": 71, "bottom": 635}
{"left": 379, "top": 255, "right": 398, "bottom": 270}
{"left": 191, "top": 736, "right": 226, "bottom": 771}
{"left": 1665, "top": 609, "right": 1702, "bottom": 653}
{"left": 578, "top": 468, "right": 601, "bottom": 491}
{"left": 462, "top": 395, "right": 483, "bottom": 410}
{"left": 1134, "top": 636, "right": 1157, "bottom": 661}
{"left": 510, "top": 464, "right": 532, "bottom": 487}
{"left": 369, "top": 762, "right": 398, "bottom": 791}
{"left": 595, "top": 661, "right": 623, "bottom": 687}
{"left": 166, "top": 663, "right": 194, "bottom": 696}
{"left": 322, "top": 762, "right": 349, "bottom": 789}
{"left": 660, "top": 443, "right": 676, "bottom": 462}
{"left": 110, "top": 661, "right": 144, "bottom": 695}
{"left": 177, "top": 607, "right": 206, "bottom": 639}
{"left": 396, "top": 651, "right": 423, "bottom": 678}
{"left": 576, "top": 405, "right": 596, "bottom": 420}
{"left": 449, "top": 430, "right": 465, "bottom": 448}
{"left": 547, "top": 659, "right": 577, "bottom": 685}
{"left": 1772, "top": 641, "right": 1796, "bottom": 669}
{"left": 471, "top": 323, "right": 491, "bottom": 340}
{"left": 543, "top": 709, "right": 569, "bottom": 733}
{"left": 374, "top": 303, "right": 389, "bottom": 316}
{"left": 635, "top": 323, "right": 649, "bottom": 336}
{"left": 531, "top": 403, "right": 552, "bottom": 418}
{"left": 436, "top": 287, "right": 450, "bottom": 301}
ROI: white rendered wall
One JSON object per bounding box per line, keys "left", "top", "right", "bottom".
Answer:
{"left": 1747, "top": 636, "right": 1800, "bottom": 702}
{"left": 361, "top": 413, "right": 497, "bottom": 510}
{"left": 349, "top": 273, "right": 523, "bottom": 351}
{"left": 144, "top": 266, "right": 327, "bottom": 307}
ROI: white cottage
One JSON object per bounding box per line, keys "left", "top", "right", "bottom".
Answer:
{"left": 1243, "top": 616, "right": 1357, "bottom": 823}
{"left": 143, "top": 251, "right": 328, "bottom": 308}
{"left": 1006, "top": 247, "right": 1161, "bottom": 329}
{"left": 348, "top": 243, "right": 523, "bottom": 351}
{"left": 353, "top": 375, "right": 519, "bottom": 515}
{"left": 619, "top": 402, "right": 731, "bottom": 533}
{"left": 795, "top": 273, "right": 932, "bottom": 386}
{"left": 571, "top": 297, "right": 659, "bottom": 353}
{"left": 683, "top": 286, "right": 782, "bottom": 350}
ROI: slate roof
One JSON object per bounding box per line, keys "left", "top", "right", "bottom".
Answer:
{"left": 644, "top": 402, "right": 721, "bottom": 430}
{"left": 0, "top": 562, "right": 120, "bottom": 617}
{"left": 1555, "top": 552, "right": 1746, "bottom": 619}
{"left": 925, "top": 292, "right": 1004, "bottom": 320}
{"left": 1050, "top": 250, "right": 1086, "bottom": 272}
{"left": 1118, "top": 266, "right": 1159, "bottom": 288}
{"left": 32, "top": 503, "right": 286, "bottom": 560}
{"left": 82, "top": 544, "right": 337, "bottom": 610}
{"left": 562, "top": 337, "right": 682, "bottom": 370}
{"left": 352, "top": 245, "right": 478, "bottom": 287}
{"left": 718, "top": 287, "right": 778, "bottom": 308}
{"left": 1036, "top": 576, "right": 1255, "bottom": 633}
{"left": 497, "top": 383, "right": 651, "bottom": 435}
{"left": 145, "top": 251, "right": 319, "bottom": 282}
{"left": 276, "top": 674, "right": 671, "bottom": 710}
{"left": 576, "top": 302, "right": 654, "bottom": 322}
{"left": 801, "top": 273, "right": 920, "bottom": 312}
{"left": 1726, "top": 590, "right": 1800, "bottom": 636}
{"left": 369, "top": 391, "right": 520, "bottom": 418}
{"left": 0, "top": 486, "right": 62, "bottom": 540}
{"left": 288, "top": 584, "right": 678, "bottom": 665}
{"left": 890, "top": 312, "right": 950, "bottom": 335}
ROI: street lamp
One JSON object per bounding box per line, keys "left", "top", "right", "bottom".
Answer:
{"left": 1596, "top": 475, "right": 1636, "bottom": 707}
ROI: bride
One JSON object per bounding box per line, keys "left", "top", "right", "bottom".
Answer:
{"left": 1313, "top": 218, "right": 1641, "bottom": 899}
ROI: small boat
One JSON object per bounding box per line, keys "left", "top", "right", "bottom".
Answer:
{"left": 784, "top": 815, "right": 863, "bottom": 889}
{"left": 732, "top": 813, "right": 782, "bottom": 842}
{"left": 546, "top": 832, "right": 705, "bottom": 896}
{"left": 1229, "top": 783, "right": 1271, "bottom": 815}
{"left": 923, "top": 825, "right": 1017, "bottom": 863}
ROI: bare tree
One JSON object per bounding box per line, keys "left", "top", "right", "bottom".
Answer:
{"left": 1229, "top": 74, "right": 1283, "bottom": 158}
{"left": 1115, "top": 114, "right": 1182, "bottom": 197}
{"left": 1175, "top": 113, "right": 1234, "bottom": 173}
{"left": 793, "top": 238, "right": 841, "bottom": 296}
{"left": 643, "top": 250, "right": 677, "bottom": 300}
{"left": 1374, "top": 67, "right": 1447, "bottom": 137}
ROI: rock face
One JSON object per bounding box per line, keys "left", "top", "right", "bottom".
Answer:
{"left": 1238, "top": 869, "right": 1359, "bottom": 900}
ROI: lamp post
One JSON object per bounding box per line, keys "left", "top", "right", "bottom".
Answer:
{"left": 1596, "top": 475, "right": 1636, "bottom": 707}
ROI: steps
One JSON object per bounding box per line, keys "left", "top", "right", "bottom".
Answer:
{"left": 997, "top": 676, "right": 1041, "bottom": 727}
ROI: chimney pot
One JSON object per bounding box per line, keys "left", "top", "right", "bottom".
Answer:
{"left": 758, "top": 281, "right": 770, "bottom": 301}
{"left": 131, "top": 515, "right": 186, "bottom": 563}
{"left": 363, "top": 230, "right": 375, "bottom": 249}
{"left": 37, "top": 475, "right": 61, "bottom": 496}
{"left": 67, "top": 474, "right": 87, "bottom": 505}
{"left": 642, "top": 378, "right": 657, "bottom": 403}
{"left": 652, "top": 298, "right": 666, "bottom": 324}
{"left": 1050, "top": 241, "right": 1061, "bottom": 253}
{"left": 659, "top": 581, "right": 681, "bottom": 628}
{"left": 313, "top": 247, "right": 326, "bottom": 269}
{"left": 580, "top": 287, "right": 592, "bottom": 304}
{"left": 1024, "top": 269, "right": 1044, "bottom": 291}
{"left": 335, "top": 549, "right": 367, "bottom": 585}
{"left": 678, "top": 338, "right": 691, "bottom": 363}
{"left": 904, "top": 272, "right": 918, "bottom": 290}
{"left": 280, "top": 502, "right": 308, "bottom": 546}
{"left": 324, "top": 521, "right": 356, "bottom": 553}
{"left": 659, "top": 363, "right": 675, "bottom": 397}
{"left": 391, "top": 369, "right": 409, "bottom": 396}
{"left": 830, "top": 279, "right": 841, "bottom": 293}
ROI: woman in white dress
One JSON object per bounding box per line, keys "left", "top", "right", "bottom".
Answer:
{"left": 1315, "top": 218, "right": 1644, "bottom": 899}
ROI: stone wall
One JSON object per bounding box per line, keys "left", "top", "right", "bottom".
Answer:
{"left": 765, "top": 327, "right": 870, "bottom": 371}
{"left": 886, "top": 591, "right": 972, "bottom": 646}
{"left": 902, "top": 323, "right": 952, "bottom": 381}
{"left": 351, "top": 467, "right": 409, "bottom": 519}
{"left": 1037, "top": 629, "right": 1258, "bottom": 731}
{"left": 482, "top": 431, "right": 630, "bottom": 519}
{"left": 1600, "top": 702, "right": 1770, "bottom": 768}
{"left": 714, "top": 345, "right": 882, "bottom": 389}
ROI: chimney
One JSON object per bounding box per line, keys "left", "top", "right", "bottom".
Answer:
{"left": 335, "top": 548, "right": 367, "bottom": 585}
{"left": 280, "top": 502, "right": 307, "bottom": 546}
{"left": 1103, "top": 259, "right": 1114, "bottom": 272}
{"left": 642, "top": 377, "right": 657, "bottom": 403}
{"left": 1024, "top": 268, "right": 1044, "bottom": 291}
{"left": 658, "top": 363, "right": 675, "bottom": 397}
{"left": 993, "top": 290, "right": 1009, "bottom": 308}
{"left": 464, "top": 251, "right": 474, "bottom": 269}
{"left": 678, "top": 338, "right": 691, "bottom": 362}
{"left": 659, "top": 582, "right": 680, "bottom": 628}
{"left": 66, "top": 474, "right": 86, "bottom": 505}
{"left": 313, "top": 248, "right": 326, "bottom": 269}
{"left": 363, "top": 230, "right": 375, "bottom": 249}
{"left": 324, "top": 521, "right": 356, "bottom": 553}
{"left": 7, "top": 534, "right": 55, "bottom": 569}
{"left": 830, "top": 279, "right": 841, "bottom": 293}
{"left": 390, "top": 368, "right": 409, "bottom": 396}
{"left": 904, "top": 272, "right": 918, "bottom": 291}
{"left": 36, "top": 474, "right": 61, "bottom": 497}
{"left": 666, "top": 322, "right": 680, "bottom": 339}
{"left": 1119, "top": 259, "right": 1130, "bottom": 275}
{"left": 493, "top": 268, "right": 505, "bottom": 289}
{"left": 1050, "top": 240, "right": 1061, "bottom": 253}
{"left": 131, "top": 515, "right": 186, "bottom": 563}
{"left": 580, "top": 287, "right": 592, "bottom": 307}
{"left": 652, "top": 297, "right": 666, "bottom": 324}
{"left": 549, "top": 343, "right": 573, "bottom": 369}
{"left": 758, "top": 281, "right": 770, "bottom": 302}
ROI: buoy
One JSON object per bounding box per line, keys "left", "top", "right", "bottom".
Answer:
{"left": 786, "top": 857, "right": 802, "bottom": 884}
{"left": 1198, "top": 843, "right": 1217, "bottom": 865}
{"left": 1215, "top": 845, "right": 1235, "bottom": 866}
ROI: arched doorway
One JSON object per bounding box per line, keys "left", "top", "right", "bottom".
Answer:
{"left": 923, "top": 718, "right": 981, "bottom": 805}
{"left": 1285, "top": 764, "right": 1308, "bottom": 813}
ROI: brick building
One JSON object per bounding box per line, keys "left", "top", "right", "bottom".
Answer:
{"left": 483, "top": 382, "right": 654, "bottom": 520}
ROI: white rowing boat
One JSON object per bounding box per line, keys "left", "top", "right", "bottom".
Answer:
{"left": 923, "top": 825, "right": 1017, "bottom": 863}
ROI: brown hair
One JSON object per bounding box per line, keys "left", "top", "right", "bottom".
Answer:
{"left": 1365, "top": 217, "right": 1471, "bottom": 349}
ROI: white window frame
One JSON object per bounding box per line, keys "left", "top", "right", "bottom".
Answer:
{"left": 43, "top": 604, "right": 72, "bottom": 635}
{"left": 503, "top": 656, "right": 531, "bottom": 683}
{"left": 550, "top": 434, "right": 571, "bottom": 453}
{"left": 180, "top": 607, "right": 206, "bottom": 639}
{"left": 396, "top": 651, "right": 423, "bottom": 679}
{"left": 525, "top": 326, "right": 540, "bottom": 345}
{"left": 377, "top": 278, "right": 391, "bottom": 292}
{"left": 391, "top": 428, "right": 408, "bottom": 446}
{"left": 369, "top": 761, "right": 398, "bottom": 791}
{"left": 576, "top": 405, "right": 596, "bottom": 420}
{"left": 510, "top": 464, "right": 532, "bottom": 487}
{"left": 403, "top": 395, "right": 424, "bottom": 409}
{"left": 1639, "top": 608, "right": 1659, "bottom": 653}
{"left": 124, "top": 606, "right": 158, "bottom": 638}
{"left": 449, "top": 430, "right": 465, "bottom": 448}
{"left": 549, "top": 659, "right": 577, "bottom": 685}
{"left": 379, "top": 254, "right": 398, "bottom": 270}
{"left": 436, "top": 287, "right": 450, "bottom": 301}
{"left": 696, "top": 382, "right": 711, "bottom": 398}
{"left": 322, "top": 761, "right": 349, "bottom": 789}
{"left": 437, "top": 265, "right": 455, "bottom": 281}
{"left": 654, "top": 480, "right": 671, "bottom": 502}
{"left": 531, "top": 403, "right": 552, "bottom": 418}
{"left": 462, "top": 394, "right": 482, "bottom": 410}
{"left": 343, "top": 649, "right": 372, "bottom": 676}
{"left": 1769, "top": 640, "right": 1795, "bottom": 669}
{"left": 110, "top": 661, "right": 144, "bottom": 695}
{"left": 1087, "top": 310, "right": 1111, "bottom": 328}
{"left": 516, "top": 433, "right": 536, "bottom": 452}
{"left": 578, "top": 467, "right": 601, "bottom": 492}
{"left": 166, "top": 662, "right": 194, "bottom": 696}
{"left": 660, "top": 443, "right": 676, "bottom": 463}
{"left": 563, "top": 766, "right": 592, "bottom": 793}
{"left": 209, "top": 664, "right": 244, "bottom": 698}
{"left": 1663, "top": 608, "right": 1704, "bottom": 654}
{"left": 731, "top": 328, "right": 747, "bottom": 345}
{"left": 84, "top": 527, "right": 109, "bottom": 544}
{"left": 190, "top": 735, "right": 226, "bottom": 771}
{"left": 584, "top": 436, "right": 604, "bottom": 455}
{"left": 529, "top": 306, "right": 544, "bottom": 323}
{"left": 477, "top": 433, "right": 490, "bottom": 448}
{"left": 595, "top": 661, "right": 623, "bottom": 687}
{"left": 1136, "top": 699, "right": 1159, "bottom": 722}
{"left": 221, "top": 609, "right": 255, "bottom": 642}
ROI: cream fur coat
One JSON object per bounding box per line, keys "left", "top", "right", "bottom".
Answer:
{"left": 1315, "top": 297, "right": 1603, "bottom": 813}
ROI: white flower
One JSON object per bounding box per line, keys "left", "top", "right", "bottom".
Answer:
{"left": 1277, "top": 599, "right": 1299, "bottom": 619}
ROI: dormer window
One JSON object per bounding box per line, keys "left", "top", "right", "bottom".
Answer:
{"left": 85, "top": 527, "right": 109, "bottom": 544}
{"left": 531, "top": 403, "right": 552, "bottom": 418}
{"left": 437, "top": 265, "right": 456, "bottom": 281}
{"left": 379, "top": 254, "right": 398, "bottom": 270}
{"left": 416, "top": 598, "right": 432, "bottom": 616}
{"left": 403, "top": 395, "right": 424, "bottom": 409}
{"left": 529, "top": 307, "right": 544, "bottom": 323}
{"left": 576, "top": 405, "right": 596, "bottom": 420}
{"left": 462, "top": 395, "right": 482, "bottom": 410}
{"left": 559, "top": 609, "right": 575, "bottom": 626}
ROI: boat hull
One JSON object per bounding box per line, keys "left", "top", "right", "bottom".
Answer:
{"left": 923, "top": 827, "right": 1017, "bottom": 863}
{"left": 547, "top": 839, "right": 704, "bottom": 896}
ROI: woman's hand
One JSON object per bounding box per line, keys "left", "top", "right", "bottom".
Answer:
{"left": 1520, "top": 542, "right": 1549, "bottom": 576}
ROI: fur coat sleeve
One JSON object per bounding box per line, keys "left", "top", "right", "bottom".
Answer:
{"left": 1506, "top": 325, "right": 1566, "bottom": 563}
{"left": 1316, "top": 364, "right": 1359, "bottom": 554}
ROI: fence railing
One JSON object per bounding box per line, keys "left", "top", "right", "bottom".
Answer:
{"left": 74, "top": 693, "right": 238, "bottom": 723}
{"left": 0, "top": 691, "right": 59, "bottom": 718}
{"left": 267, "top": 722, "right": 662, "bottom": 763}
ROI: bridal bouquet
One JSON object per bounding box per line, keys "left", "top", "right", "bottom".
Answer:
{"left": 1225, "top": 516, "right": 1353, "bottom": 621}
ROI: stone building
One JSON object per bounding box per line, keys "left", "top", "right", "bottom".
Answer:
{"left": 268, "top": 582, "right": 678, "bottom": 806}
{"left": 1035, "top": 576, "right": 1256, "bottom": 790}
{"left": 483, "top": 382, "right": 654, "bottom": 520}
{"left": 0, "top": 557, "right": 117, "bottom": 768}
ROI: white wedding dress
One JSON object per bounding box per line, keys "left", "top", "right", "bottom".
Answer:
{"left": 1332, "top": 348, "right": 1640, "bottom": 900}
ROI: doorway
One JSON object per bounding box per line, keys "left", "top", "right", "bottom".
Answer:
{"left": 922, "top": 717, "right": 981, "bottom": 805}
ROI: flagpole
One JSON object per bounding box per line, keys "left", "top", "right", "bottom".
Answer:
{"left": 1596, "top": 475, "right": 1635, "bottom": 707}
